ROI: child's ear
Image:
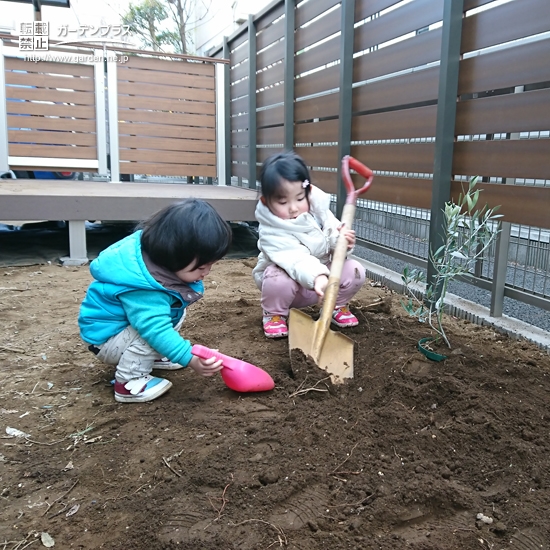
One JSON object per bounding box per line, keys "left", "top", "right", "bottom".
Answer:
{"left": 260, "top": 196, "right": 267, "bottom": 205}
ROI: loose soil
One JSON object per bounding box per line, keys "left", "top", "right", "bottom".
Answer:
{"left": 1, "top": 259, "right": 549, "bottom": 550}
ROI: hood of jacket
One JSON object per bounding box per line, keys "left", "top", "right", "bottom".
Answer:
{"left": 90, "top": 230, "right": 162, "bottom": 291}
{"left": 254, "top": 184, "right": 332, "bottom": 231}
{"left": 79, "top": 231, "right": 203, "bottom": 346}
{"left": 252, "top": 185, "right": 340, "bottom": 290}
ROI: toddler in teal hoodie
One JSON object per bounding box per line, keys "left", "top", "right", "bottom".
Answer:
{"left": 79, "top": 199, "right": 232, "bottom": 403}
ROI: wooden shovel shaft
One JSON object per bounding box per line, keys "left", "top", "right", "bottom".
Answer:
{"left": 311, "top": 202, "right": 357, "bottom": 358}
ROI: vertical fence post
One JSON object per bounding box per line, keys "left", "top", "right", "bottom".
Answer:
{"left": 490, "top": 222, "right": 511, "bottom": 317}
{"left": 490, "top": 85, "right": 524, "bottom": 316}
{"left": 94, "top": 52, "right": 108, "bottom": 176}
{"left": 284, "top": 0, "right": 296, "bottom": 150}
{"left": 223, "top": 37, "right": 232, "bottom": 186}
{"left": 248, "top": 15, "right": 257, "bottom": 189}
{"left": 215, "top": 59, "right": 226, "bottom": 185}
{"left": 0, "top": 40, "right": 9, "bottom": 174}
{"left": 336, "top": 0, "right": 356, "bottom": 219}
{"left": 427, "top": 0, "right": 464, "bottom": 300}
{"left": 106, "top": 58, "right": 120, "bottom": 182}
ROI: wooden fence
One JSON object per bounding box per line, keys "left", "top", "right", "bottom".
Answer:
{"left": 0, "top": 35, "right": 225, "bottom": 180}
{"left": 210, "top": 0, "right": 550, "bottom": 230}
{"left": 114, "top": 55, "right": 218, "bottom": 178}
{"left": 2, "top": 42, "right": 104, "bottom": 173}
{"left": 209, "top": 0, "right": 550, "bottom": 315}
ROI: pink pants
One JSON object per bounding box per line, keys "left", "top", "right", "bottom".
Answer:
{"left": 260, "top": 259, "right": 365, "bottom": 316}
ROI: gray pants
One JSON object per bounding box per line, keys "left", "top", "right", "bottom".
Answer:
{"left": 91, "top": 316, "right": 185, "bottom": 383}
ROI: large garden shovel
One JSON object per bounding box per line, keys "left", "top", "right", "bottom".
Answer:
{"left": 288, "top": 156, "right": 374, "bottom": 383}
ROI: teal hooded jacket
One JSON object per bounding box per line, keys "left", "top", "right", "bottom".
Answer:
{"left": 78, "top": 231, "right": 203, "bottom": 367}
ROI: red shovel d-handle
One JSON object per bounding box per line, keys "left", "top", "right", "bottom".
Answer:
{"left": 342, "top": 155, "right": 374, "bottom": 205}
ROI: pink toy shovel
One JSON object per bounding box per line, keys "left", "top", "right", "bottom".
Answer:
{"left": 191, "top": 344, "right": 275, "bottom": 393}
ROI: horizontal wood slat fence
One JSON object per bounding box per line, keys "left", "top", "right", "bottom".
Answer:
{"left": 210, "top": 0, "right": 549, "bottom": 225}
{"left": 116, "top": 55, "right": 217, "bottom": 177}
{"left": 209, "top": 0, "right": 550, "bottom": 316}
{"left": 4, "top": 54, "right": 98, "bottom": 171}
{"left": 1, "top": 35, "right": 224, "bottom": 178}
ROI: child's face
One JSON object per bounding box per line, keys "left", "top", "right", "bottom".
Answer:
{"left": 266, "top": 179, "right": 310, "bottom": 220}
{"left": 175, "top": 261, "right": 214, "bottom": 283}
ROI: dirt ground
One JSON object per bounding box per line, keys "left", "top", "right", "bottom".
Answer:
{"left": 1, "top": 258, "right": 549, "bottom": 550}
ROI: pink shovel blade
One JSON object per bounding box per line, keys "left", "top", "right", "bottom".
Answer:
{"left": 220, "top": 362, "right": 275, "bottom": 393}
{"left": 191, "top": 344, "right": 275, "bottom": 393}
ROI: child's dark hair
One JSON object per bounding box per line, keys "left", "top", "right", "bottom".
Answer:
{"left": 260, "top": 151, "right": 311, "bottom": 202}
{"left": 139, "top": 199, "right": 232, "bottom": 272}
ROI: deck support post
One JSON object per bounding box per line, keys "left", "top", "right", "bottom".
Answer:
{"left": 60, "top": 221, "right": 89, "bottom": 266}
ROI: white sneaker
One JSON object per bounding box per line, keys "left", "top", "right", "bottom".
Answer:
{"left": 114, "top": 375, "right": 172, "bottom": 403}
{"left": 152, "top": 357, "right": 183, "bottom": 370}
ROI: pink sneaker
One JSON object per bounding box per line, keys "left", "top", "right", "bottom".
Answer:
{"left": 331, "top": 306, "right": 358, "bottom": 328}
{"left": 263, "top": 314, "right": 288, "bottom": 338}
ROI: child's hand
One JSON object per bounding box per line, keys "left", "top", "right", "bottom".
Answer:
{"left": 338, "top": 223, "right": 356, "bottom": 249}
{"left": 188, "top": 355, "right": 223, "bottom": 377}
{"left": 314, "top": 274, "right": 329, "bottom": 299}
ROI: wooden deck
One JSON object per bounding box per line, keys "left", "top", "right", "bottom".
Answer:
{"left": 0, "top": 180, "right": 258, "bottom": 265}
{"left": 0, "top": 180, "right": 258, "bottom": 221}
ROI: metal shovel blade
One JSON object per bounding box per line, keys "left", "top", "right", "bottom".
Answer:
{"left": 289, "top": 308, "right": 354, "bottom": 383}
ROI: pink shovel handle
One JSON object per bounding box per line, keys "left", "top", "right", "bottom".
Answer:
{"left": 191, "top": 344, "right": 235, "bottom": 370}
